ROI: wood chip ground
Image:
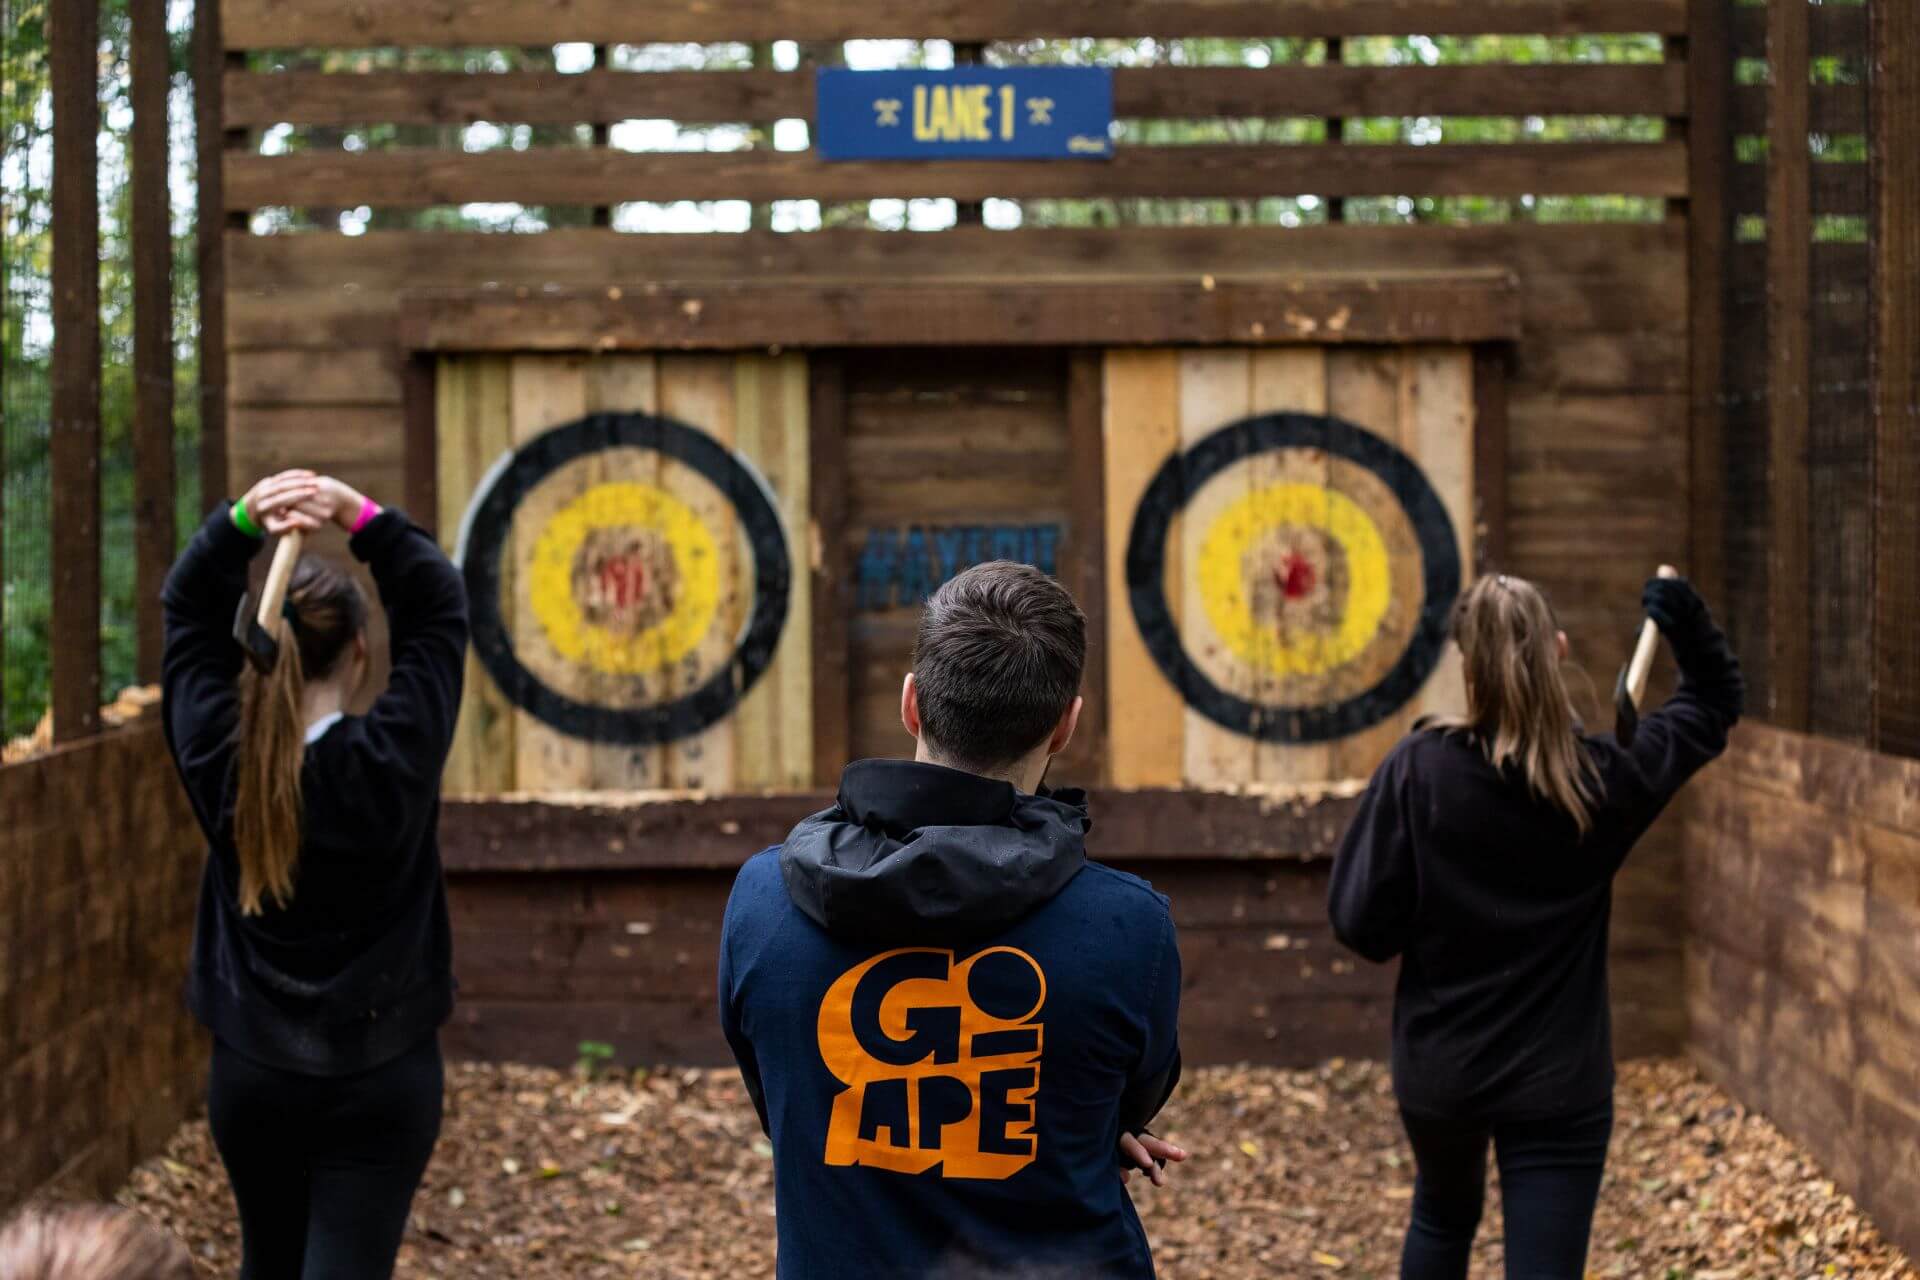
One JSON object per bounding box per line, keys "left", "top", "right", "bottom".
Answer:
{"left": 117, "top": 1058, "right": 1916, "bottom": 1279}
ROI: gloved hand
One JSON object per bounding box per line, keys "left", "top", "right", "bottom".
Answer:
{"left": 1644, "top": 575, "right": 1710, "bottom": 645}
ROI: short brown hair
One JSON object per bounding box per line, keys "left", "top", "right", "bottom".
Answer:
{"left": 911, "top": 561, "right": 1086, "bottom": 772}
{"left": 0, "top": 1205, "right": 193, "bottom": 1280}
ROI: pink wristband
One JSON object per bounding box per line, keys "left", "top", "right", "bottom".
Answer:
{"left": 349, "top": 497, "right": 382, "bottom": 534}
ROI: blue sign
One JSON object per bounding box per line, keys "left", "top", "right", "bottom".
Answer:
{"left": 815, "top": 67, "right": 1114, "bottom": 161}
{"left": 857, "top": 524, "right": 1063, "bottom": 610}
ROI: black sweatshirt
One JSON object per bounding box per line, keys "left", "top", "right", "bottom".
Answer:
{"left": 1328, "top": 580, "right": 1743, "bottom": 1120}
{"left": 161, "top": 505, "right": 467, "bottom": 1077}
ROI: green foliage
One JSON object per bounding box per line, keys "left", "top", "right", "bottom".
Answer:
{"left": 575, "top": 1040, "right": 617, "bottom": 1081}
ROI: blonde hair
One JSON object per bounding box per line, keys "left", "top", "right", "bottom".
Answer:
{"left": 1435, "top": 574, "right": 1602, "bottom": 835}
{"left": 233, "top": 558, "right": 366, "bottom": 915}
{"left": 0, "top": 1204, "right": 192, "bottom": 1280}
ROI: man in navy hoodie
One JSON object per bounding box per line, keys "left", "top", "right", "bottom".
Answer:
{"left": 720, "top": 561, "right": 1184, "bottom": 1279}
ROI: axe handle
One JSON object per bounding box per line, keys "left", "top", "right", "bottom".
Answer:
{"left": 1625, "top": 563, "right": 1681, "bottom": 708}
{"left": 256, "top": 529, "right": 306, "bottom": 633}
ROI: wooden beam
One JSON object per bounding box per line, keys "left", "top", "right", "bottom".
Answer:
{"left": 806, "top": 354, "right": 850, "bottom": 787}
{"left": 1730, "top": 82, "right": 1867, "bottom": 136}
{"left": 50, "top": 0, "right": 102, "bottom": 743}
{"left": 1686, "top": 0, "right": 1731, "bottom": 609}
{"left": 1728, "top": 159, "right": 1870, "bottom": 214}
{"left": 397, "top": 273, "right": 1524, "bottom": 353}
{"left": 194, "top": 0, "right": 230, "bottom": 507}
{"left": 437, "top": 786, "right": 1362, "bottom": 873}
{"left": 1059, "top": 350, "right": 1107, "bottom": 787}
{"left": 1872, "top": 0, "right": 1920, "bottom": 756}
{"left": 223, "top": 62, "right": 1691, "bottom": 128}
{"left": 225, "top": 142, "right": 1690, "bottom": 211}
{"left": 401, "top": 355, "right": 437, "bottom": 532}
{"left": 1472, "top": 345, "right": 1511, "bottom": 572}
{"left": 1766, "top": 0, "right": 1812, "bottom": 732}
{"left": 1733, "top": 3, "right": 1866, "bottom": 59}
{"left": 131, "top": 0, "right": 175, "bottom": 686}
{"left": 223, "top": 0, "right": 1691, "bottom": 49}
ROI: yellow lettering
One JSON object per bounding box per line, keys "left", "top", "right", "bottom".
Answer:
{"left": 913, "top": 85, "right": 932, "bottom": 140}
{"left": 958, "top": 85, "right": 992, "bottom": 140}
{"left": 1000, "top": 85, "right": 1016, "bottom": 140}
{"left": 931, "top": 85, "right": 955, "bottom": 139}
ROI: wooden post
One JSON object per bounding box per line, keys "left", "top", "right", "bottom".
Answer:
{"left": 590, "top": 43, "right": 613, "bottom": 228}
{"left": 403, "top": 355, "right": 438, "bottom": 532}
{"left": 50, "top": 0, "right": 103, "bottom": 742}
{"left": 131, "top": 0, "right": 175, "bottom": 685}
{"left": 1471, "top": 344, "right": 1510, "bottom": 573}
{"left": 1059, "top": 350, "right": 1107, "bottom": 785}
{"left": 953, "top": 41, "right": 987, "bottom": 226}
{"left": 1766, "top": 0, "right": 1811, "bottom": 731}
{"left": 194, "top": 0, "right": 231, "bottom": 508}
{"left": 1686, "top": 0, "right": 1731, "bottom": 609}
{"left": 1872, "top": 0, "right": 1920, "bottom": 756}
{"left": 807, "top": 354, "right": 850, "bottom": 785}
{"left": 1325, "top": 37, "right": 1345, "bottom": 224}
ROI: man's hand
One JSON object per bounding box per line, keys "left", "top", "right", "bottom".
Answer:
{"left": 1119, "top": 1132, "right": 1188, "bottom": 1187}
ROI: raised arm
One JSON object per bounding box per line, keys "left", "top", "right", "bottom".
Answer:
{"left": 160, "top": 471, "right": 318, "bottom": 832}
{"left": 1618, "top": 575, "right": 1745, "bottom": 825}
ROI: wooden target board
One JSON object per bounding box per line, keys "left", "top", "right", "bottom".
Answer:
{"left": 436, "top": 354, "right": 814, "bottom": 797}
{"left": 1104, "top": 348, "right": 1474, "bottom": 788}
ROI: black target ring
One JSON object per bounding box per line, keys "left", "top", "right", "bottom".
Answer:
{"left": 458, "top": 412, "right": 791, "bottom": 746}
{"left": 1125, "top": 412, "right": 1462, "bottom": 743}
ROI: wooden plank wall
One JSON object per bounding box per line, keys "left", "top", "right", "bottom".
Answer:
{"left": 1683, "top": 722, "right": 1920, "bottom": 1261}
{"left": 0, "top": 729, "right": 207, "bottom": 1211}
{"left": 436, "top": 352, "right": 813, "bottom": 795}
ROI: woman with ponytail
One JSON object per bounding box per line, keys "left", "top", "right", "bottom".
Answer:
{"left": 1329, "top": 573, "right": 1744, "bottom": 1279}
{"left": 161, "top": 470, "right": 467, "bottom": 1280}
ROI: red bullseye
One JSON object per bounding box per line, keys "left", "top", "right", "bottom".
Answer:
{"left": 1277, "top": 551, "right": 1317, "bottom": 601}
{"left": 594, "top": 552, "right": 651, "bottom": 610}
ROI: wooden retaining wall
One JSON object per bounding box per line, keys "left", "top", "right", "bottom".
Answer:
{"left": 1684, "top": 723, "right": 1920, "bottom": 1261}
{"left": 0, "top": 727, "right": 206, "bottom": 1208}
{"left": 437, "top": 788, "right": 1688, "bottom": 1068}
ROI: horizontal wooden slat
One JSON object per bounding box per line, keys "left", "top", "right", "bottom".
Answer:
{"left": 230, "top": 347, "right": 401, "bottom": 405}
{"left": 227, "top": 223, "right": 1686, "bottom": 294}
{"left": 1729, "top": 82, "right": 1867, "bottom": 135}
{"left": 225, "top": 63, "right": 1690, "bottom": 128}
{"left": 439, "top": 787, "right": 1362, "bottom": 872}
{"left": 1729, "top": 158, "right": 1869, "bottom": 213}
{"left": 222, "top": 0, "right": 1690, "bottom": 50}
{"left": 398, "top": 272, "right": 1521, "bottom": 352}
{"left": 226, "top": 141, "right": 1688, "bottom": 209}
{"left": 1732, "top": 3, "right": 1867, "bottom": 59}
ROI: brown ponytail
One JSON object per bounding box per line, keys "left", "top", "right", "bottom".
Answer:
{"left": 232, "top": 558, "right": 367, "bottom": 915}
{"left": 0, "top": 1204, "right": 193, "bottom": 1280}
{"left": 1435, "top": 574, "right": 1602, "bottom": 835}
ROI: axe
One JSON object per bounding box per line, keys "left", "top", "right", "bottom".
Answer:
{"left": 232, "top": 530, "right": 306, "bottom": 673}
{"left": 1613, "top": 563, "right": 1679, "bottom": 748}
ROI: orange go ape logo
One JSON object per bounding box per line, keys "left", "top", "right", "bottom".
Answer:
{"left": 817, "top": 946, "right": 1047, "bottom": 1180}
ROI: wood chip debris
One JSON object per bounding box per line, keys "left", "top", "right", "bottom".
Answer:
{"left": 116, "top": 1059, "right": 1915, "bottom": 1279}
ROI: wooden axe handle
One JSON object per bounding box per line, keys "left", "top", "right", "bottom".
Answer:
{"left": 1625, "top": 563, "right": 1681, "bottom": 707}
{"left": 255, "top": 529, "right": 306, "bottom": 633}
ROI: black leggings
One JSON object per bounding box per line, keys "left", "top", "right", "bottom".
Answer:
{"left": 208, "top": 1036, "right": 443, "bottom": 1280}
{"left": 1398, "top": 1099, "right": 1613, "bottom": 1280}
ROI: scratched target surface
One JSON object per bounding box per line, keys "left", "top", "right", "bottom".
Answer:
{"left": 457, "top": 412, "right": 790, "bottom": 746}
{"left": 1126, "top": 412, "right": 1461, "bottom": 743}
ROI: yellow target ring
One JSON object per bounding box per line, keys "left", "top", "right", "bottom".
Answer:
{"left": 1197, "top": 482, "right": 1393, "bottom": 677}
{"left": 526, "top": 481, "right": 720, "bottom": 677}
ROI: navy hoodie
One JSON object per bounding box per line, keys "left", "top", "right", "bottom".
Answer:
{"left": 719, "top": 760, "right": 1182, "bottom": 1280}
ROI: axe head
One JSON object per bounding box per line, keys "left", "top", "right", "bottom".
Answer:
{"left": 1613, "top": 663, "right": 1639, "bottom": 749}
{"left": 232, "top": 592, "right": 281, "bottom": 674}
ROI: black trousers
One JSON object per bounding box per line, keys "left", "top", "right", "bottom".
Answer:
{"left": 1397, "top": 1099, "right": 1614, "bottom": 1280}
{"left": 207, "top": 1035, "right": 443, "bottom": 1280}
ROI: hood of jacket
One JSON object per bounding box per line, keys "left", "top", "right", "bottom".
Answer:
{"left": 779, "top": 758, "right": 1090, "bottom": 947}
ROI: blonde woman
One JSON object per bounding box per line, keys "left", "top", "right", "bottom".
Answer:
{"left": 1329, "top": 574, "right": 1743, "bottom": 1279}
{"left": 0, "top": 1205, "right": 191, "bottom": 1280}
{"left": 160, "top": 471, "right": 466, "bottom": 1279}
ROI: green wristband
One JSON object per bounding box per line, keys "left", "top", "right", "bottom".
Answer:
{"left": 231, "top": 497, "right": 263, "bottom": 538}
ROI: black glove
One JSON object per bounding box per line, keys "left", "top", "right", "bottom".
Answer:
{"left": 1643, "top": 575, "right": 1711, "bottom": 647}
